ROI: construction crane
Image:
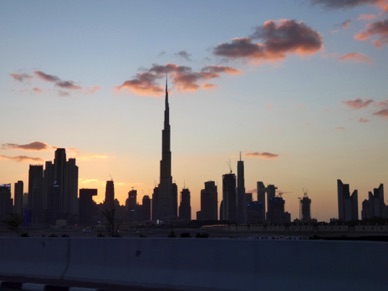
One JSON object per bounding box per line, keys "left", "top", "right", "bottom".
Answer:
{"left": 226, "top": 160, "right": 232, "bottom": 174}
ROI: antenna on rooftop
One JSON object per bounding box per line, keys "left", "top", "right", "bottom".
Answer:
{"left": 227, "top": 160, "right": 232, "bottom": 173}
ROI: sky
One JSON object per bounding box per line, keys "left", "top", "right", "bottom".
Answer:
{"left": 1, "top": 0, "right": 387, "bottom": 222}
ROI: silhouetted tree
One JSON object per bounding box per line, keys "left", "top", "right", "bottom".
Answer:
{"left": 102, "top": 207, "right": 122, "bottom": 237}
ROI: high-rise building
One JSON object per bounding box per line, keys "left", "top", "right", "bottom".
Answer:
{"left": 361, "top": 184, "right": 386, "bottom": 220}
{"left": 299, "top": 194, "right": 312, "bottom": 222}
{"left": 28, "top": 165, "right": 45, "bottom": 224}
{"left": 266, "top": 196, "right": 291, "bottom": 224}
{"left": 266, "top": 184, "right": 277, "bottom": 221}
{"left": 337, "top": 179, "right": 358, "bottom": 222}
{"left": 179, "top": 188, "right": 191, "bottom": 221}
{"left": 140, "top": 195, "right": 151, "bottom": 222}
{"left": 0, "top": 184, "right": 13, "bottom": 221}
{"left": 153, "top": 80, "right": 176, "bottom": 222}
{"left": 14, "top": 181, "right": 24, "bottom": 216}
{"left": 104, "top": 180, "right": 115, "bottom": 209}
{"left": 237, "top": 155, "right": 247, "bottom": 224}
{"left": 44, "top": 149, "right": 78, "bottom": 224}
{"left": 65, "top": 158, "right": 78, "bottom": 223}
{"left": 222, "top": 173, "right": 237, "bottom": 223}
{"left": 198, "top": 181, "right": 218, "bottom": 221}
{"left": 126, "top": 189, "right": 137, "bottom": 223}
{"left": 79, "top": 188, "right": 97, "bottom": 224}
{"left": 257, "top": 181, "right": 266, "bottom": 223}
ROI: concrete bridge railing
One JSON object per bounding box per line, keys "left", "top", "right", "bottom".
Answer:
{"left": 0, "top": 238, "right": 387, "bottom": 290}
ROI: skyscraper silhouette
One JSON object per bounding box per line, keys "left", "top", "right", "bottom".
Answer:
{"left": 153, "top": 79, "right": 176, "bottom": 222}
{"left": 198, "top": 181, "right": 218, "bottom": 221}
{"left": 237, "top": 154, "right": 247, "bottom": 224}
{"left": 104, "top": 180, "right": 115, "bottom": 209}
{"left": 14, "top": 180, "right": 24, "bottom": 216}
{"left": 337, "top": 179, "right": 358, "bottom": 222}
{"left": 222, "top": 173, "right": 237, "bottom": 223}
{"left": 179, "top": 188, "right": 191, "bottom": 221}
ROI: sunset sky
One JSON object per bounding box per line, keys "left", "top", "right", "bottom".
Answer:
{"left": 1, "top": 0, "right": 387, "bottom": 221}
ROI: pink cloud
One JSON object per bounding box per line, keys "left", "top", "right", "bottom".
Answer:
{"left": 339, "top": 52, "right": 372, "bottom": 63}
{"left": 336, "top": 126, "right": 346, "bottom": 131}
{"left": 373, "top": 108, "right": 388, "bottom": 118}
{"left": 358, "top": 117, "right": 369, "bottom": 123}
{"left": 355, "top": 18, "right": 388, "bottom": 47}
{"left": 10, "top": 73, "right": 32, "bottom": 82}
{"left": 214, "top": 19, "right": 322, "bottom": 61}
{"left": 358, "top": 14, "right": 378, "bottom": 21}
{"left": 56, "top": 81, "right": 82, "bottom": 90}
{"left": 35, "top": 71, "right": 60, "bottom": 82}
{"left": 2, "top": 141, "right": 49, "bottom": 151}
{"left": 32, "top": 87, "right": 43, "bottom": 94}
{"left": 117, "top": 63, "right": 240, "bottom": 96}
{"left": 343, "top": 98, "right": 374, "bottom": 109}
{"left": 311, "top": 0, "right": 387, "bottom": 11}
{"left": 246, "top": 152, "right": 279, "bottom": 160}
{"left": 0, "top": 155, "right": 43, "bottom": 163}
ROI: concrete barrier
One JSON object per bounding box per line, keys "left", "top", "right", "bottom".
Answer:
{"left": 0, "top": 238, "right": 68, "bottom": 280}
{"left": 0, "top": 238, "right": 387, "bottom": 290}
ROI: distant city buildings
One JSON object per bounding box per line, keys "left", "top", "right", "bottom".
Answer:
{"left": 362, "top": 184, "right": 387, "bottom": 220}
{"left": 337, "top": 179, "right": 358, "bottom": 222}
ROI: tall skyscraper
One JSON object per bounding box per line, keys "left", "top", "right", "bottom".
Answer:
{"left": 104, "top": 180, "right": 115, "bottom": 209}
{"left": 198, "top": 181, "right": 218, "bottom": 221}
{"left": 266, "top": 184, "right": 277, "bottom": 221}
{"left": 0, "top": 184, "right": 13, "bottom": 221}
{"left": 126, "top": 189, "right": 137, "bottom": 222}
{"left": 28, "top": 165, "right": 44, "bottom": 224}
{"left": 65, "top": 158, "right": 78, "bottom": 222}
{"left": 257, "top": 181, "right": 266, "bottom": 222}
{"left": 222, "top": 173, "right": 237, "bottom": 223}
{"left": 153, "top": 79, "right": 176, "bottom": 222}
{"left": 14, "top": 180, "right": 24, "bottom": 216}
{"left": 179, "top": 188, "right": 191, "bottom": 221}
{"left": 79, "top": 188, "right": 97, "bottom": 224}
{"left": 140, "top": 195, "right": 151, "bottom": 222}
{"left": 237, "top": 154, "right": 247, "bottom": 224}
{"left": 299, "top": 194, "right": 312, "bottom": 222}
{"left": 337, "top": 179, "right": 358, "bottom": 222}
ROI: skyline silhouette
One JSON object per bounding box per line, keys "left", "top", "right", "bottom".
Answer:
{"left": 1, "top": 1, "right": 387, "bottom": 221}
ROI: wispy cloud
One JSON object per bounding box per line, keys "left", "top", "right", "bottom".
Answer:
{"left": 35, "top": 71, "right": 60, "bottom": 82}
{"left": 175, "top": 50, "right": 191, "bottom": 61}
{"left": 343, "top": 98, "right": 374, "bottom": 109}
{"left": 10, "top": 70, "right": 100, "bottom": 96}
{"left": 358, "top": 13, "right": 378, "bottom": 21}
{"left": 355, "top": 18, "right": 388, "bottom": 47}
{"left": 310, "top": 0, "right": 388, "bottom": 11}
{"left": 213, "top": 19, "right": 322, "bottom": 62}
{"left": 245, "top": 152, "right": 279, "bottom": 160}
{"left": 359, "top": 117, "right": 369, "bottom": 123}
{"left": 373, "top": 108, "right": 388, "bottom": 118}
{"left": 0, "top": 155, "right": 43, "bottom": 163}
{"left": 339, "top": 52, "right": 372, "bottom": 63}
{"left": 9, "top": 73, "right": 32, "bottom": 82}
{"left": 1, "top": 141, "right": 50, "bottom": 151}
{"left": 117, "top": 63, "right": 241, "bottom": 96}
{"left": 342, "top": 19, "right": 352, "bottom": 29}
